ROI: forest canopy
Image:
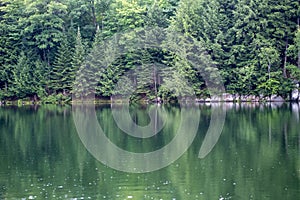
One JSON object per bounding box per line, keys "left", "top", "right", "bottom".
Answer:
{"left": 0, "top": 0, "right": 299, "bottom": 103}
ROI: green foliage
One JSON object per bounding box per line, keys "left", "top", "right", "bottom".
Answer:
{"left": 20, "top": 0, "right": 68, "bottom": 64}
{"left": 144, "top": 0, "right": 179, "bottom": 28}
{"left": 41, "top": 93, "right": 71, "bottom": 104}
{"left": 227, "top": 66, "right": 257, "bottom": 95}
{"left": 72, "top": 27, "right": 87, "bottom": 97}
{"left": 7, "top": 52, "right": 46, "bottom": 100}
{"left": 50, "top": 34, "right": 74, "bottom": 94}
{"left": 0, "top": 0, "right": 299, "bottom": 102}
{"left": 287, "top": 28, "right": 300, "bottom": 73}
{"left": 287, "top": 64, "right": 300, "bottom": 80}
{"left": 170, "top": 0, "right": 299, "bottom": 97}
{"left": 257, "top": 78, "right": 280, "bottom": 96}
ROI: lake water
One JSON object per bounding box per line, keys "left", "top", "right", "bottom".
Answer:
{"left": 0, "top": 103, "right": 299, "bottom": 199}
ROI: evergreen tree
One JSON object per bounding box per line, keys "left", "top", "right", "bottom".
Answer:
{"left": 0, "top": 0, "right": 26, "bottom": 94}
{"left": 0, "top": 0, "right": 299, "bottom": 101}
{"left": 287, "top": 28, "right": 300, "bottom": 82}
{"left": 8, "top": 52, "right": 46, "bottom": 100}
{"left": 260, "top": 0, "right": 299, "bottom": 78}
{"left": 8, "top": 52, "right": 30, "bottom": 98}
{"left": 72, "top": 27, "right": 85, "bottom": 73}
{"left": 93, "top": 26, "right": 118, "bottom": 97}
{"left": 144, "top": 0, "right": 179, "bottom": 28}
{"left": 50, "top": 35, "right": 74, "bottom": 94}
{"left": 72, "top": 27, "right": 90, "bottom": 97}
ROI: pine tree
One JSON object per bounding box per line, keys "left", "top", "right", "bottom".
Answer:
{"left": 8, "top": 52, "right": 44, "bottom": 99}
{"left": 256, "top": 0, "right": 298, "bottom": 78}
{"left": 50, "top": 35, "right": 73, "bottom": 95}
{"left": 73, "top": 27, "right": 85, "bottom": 70}
{"left": 93, "top": 30, "right": 117, "bottom": 97}
{"left": 230, "top": 0, "right": 298, "bottom": 95}
{"left": 32, "top": 60, "right": 47, "bottom": 100}
{"left": 144, "top": 0, "right": 179, "bottom": 28}
{"left": 287, "top": 29, "right": 300, "bottom": 81}
{"left": 72, "top": 27, "right": 86, "bottom": 96}
{"left": 72, "top": 27, "right": 95, "bottom": 98}
{"left": 161, "top": 27, "right": 219, "bottom": 99}
{"left": 170, "top": 0, "right": 236, "bottom": 92}
{"left": 0, "top": 0, "right": 25, "bottom": 94}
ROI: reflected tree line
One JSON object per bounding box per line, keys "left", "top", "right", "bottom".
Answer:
{"left": 0, "top": 104, "right": 299, "bottom": 199}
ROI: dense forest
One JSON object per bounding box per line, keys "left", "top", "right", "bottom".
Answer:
{"left": 0, "top": 0, "right": 299, "bottom": 103}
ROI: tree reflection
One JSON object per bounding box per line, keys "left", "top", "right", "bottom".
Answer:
{"left": 0, "top": 103, "right": 299, "bottom": 199}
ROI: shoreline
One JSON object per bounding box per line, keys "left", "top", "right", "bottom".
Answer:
{"left": 0, "top": 95, "right": 299, "bottom": 106}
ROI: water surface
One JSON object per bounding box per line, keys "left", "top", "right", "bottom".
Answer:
{"left": 0, "top": 103, "right": 299, "bottom": 199}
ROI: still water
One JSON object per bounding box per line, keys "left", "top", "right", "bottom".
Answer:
{"left": 0, "top": 103, "right": 299, "bottom": 199}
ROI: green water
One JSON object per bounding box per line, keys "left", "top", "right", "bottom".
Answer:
{"left": 0, "top": 103, "right": 299, "bottom": 199}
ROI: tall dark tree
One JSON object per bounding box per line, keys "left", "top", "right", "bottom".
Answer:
{"left": 50, "top": 35, "right": 74, "bottom": 94}
{"left": 72, "top": 27, "right": 88, "bottom": 97}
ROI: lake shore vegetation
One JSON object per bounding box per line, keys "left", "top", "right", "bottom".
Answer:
{"left": 0, "top": 0, "right": 299, "bottom": 104}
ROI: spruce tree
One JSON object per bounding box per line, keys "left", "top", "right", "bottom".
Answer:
{"left": 8, "top": 52, "right": 30, "bottom": 99}
{"left": 72, "top": 27, "right": 94, "bottom": 98}
{"left": 93, "top": 26, "right": 115, "bottom": 97}
{"left": 286, "top": 29, "right": 300, "bottom": 81}
{"left": 50, "top": 35, "right": 73, "bottom": 94}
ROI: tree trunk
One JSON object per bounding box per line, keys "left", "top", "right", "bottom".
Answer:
{"left": 101, "top": 16, "right": 104, "bottom": 32}
{"left": 34, "top": 94, "right": 37, "bottom": 102}
{"left": 296, "top": 18, "right": 299, "bottom": 69}
{"left": 297, "top": 44, "right": 300, "bottom": 69}
{"left": 267, "top": 56, "right": 271, "bottom": 80}
{"left": 283, "top": 39, "right": 288, "bottom": 78}
{"left": 91, "top": 0, "right": 97, "bottom": 28}
{"left": 268, "top": 62, "right": 271, "bottom": 80}
{"left": 45, "top": 49, "right": 50, "bottom": 67}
